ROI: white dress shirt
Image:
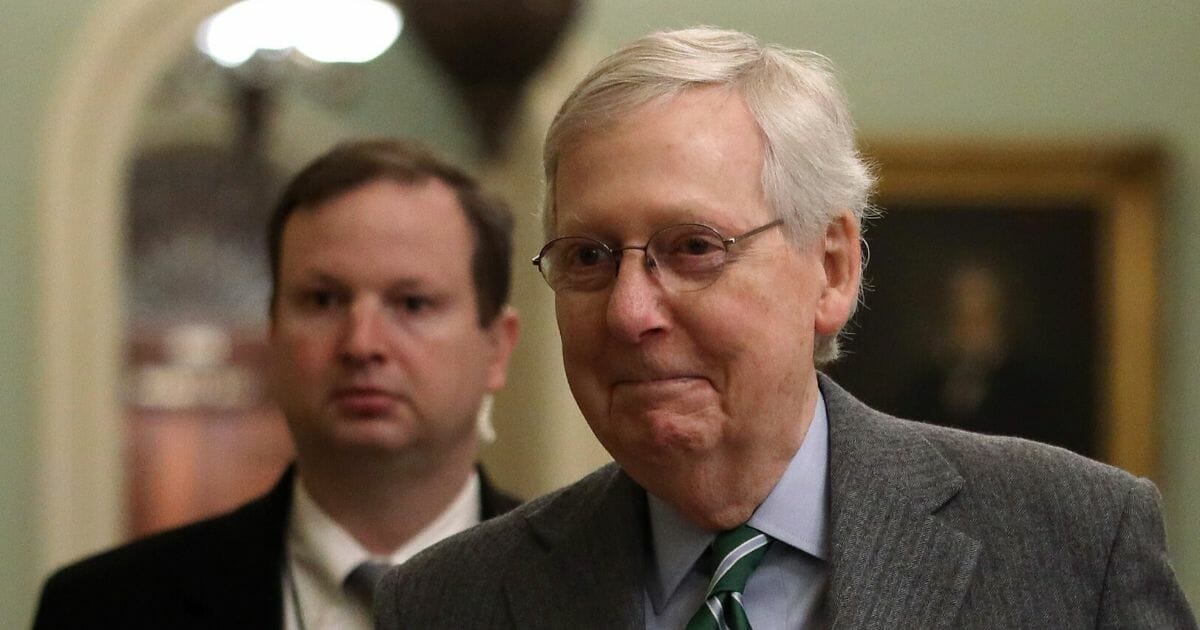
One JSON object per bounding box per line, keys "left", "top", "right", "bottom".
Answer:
{"left": 283, "top": 471, "right": 482, "bottom": 630}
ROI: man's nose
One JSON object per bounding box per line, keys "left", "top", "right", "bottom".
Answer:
{"left": 339, "top": 299, "right": 387, "bottom": 364}
{"left": 605, "top": 249, "right": 668, "bottom": 343}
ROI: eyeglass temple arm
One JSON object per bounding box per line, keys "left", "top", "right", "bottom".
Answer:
{"left": 724, "top": 218, "right": 784, "bottom": 245}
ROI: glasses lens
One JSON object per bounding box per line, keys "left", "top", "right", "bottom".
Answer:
{"left": 540, "top": 237, "right": 614, "bottom": 292}
{"left": 648, "top": 224, "right": 728, "bottom": 290}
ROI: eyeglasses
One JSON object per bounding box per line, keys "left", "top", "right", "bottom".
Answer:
{"left": 532, "top": 219, "right": 784, "bottom": 293}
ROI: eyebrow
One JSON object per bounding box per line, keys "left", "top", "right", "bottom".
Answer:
{"left": 557, "top": 218, "right": 738, "bottom": 244}
{"left": 287, "top": 270, "right": 344, "bottom": 286}
{"left": 556, "top": 202, "right": 730, "bottom": 235}
{"left": 288, "top": 271, "right": 432, "bottom": 292}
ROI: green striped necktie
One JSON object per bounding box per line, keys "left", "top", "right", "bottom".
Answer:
{"left": 685, "top": 524, "right": 772, "bottom": 630}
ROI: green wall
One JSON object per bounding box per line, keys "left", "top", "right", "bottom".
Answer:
{"left": 1, "top": 3, "right": 93, "bottom": 627}
{"left": 3, "top": 1, "right": 1198, "bottom": 625}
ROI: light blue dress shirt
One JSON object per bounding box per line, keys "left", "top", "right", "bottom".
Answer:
{"left": 644, "top": 394, "right": 829, "bottom": 629}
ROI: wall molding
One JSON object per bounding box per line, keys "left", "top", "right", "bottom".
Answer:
{"left": 35, "top": 0, "right": 231, "bottom": 574}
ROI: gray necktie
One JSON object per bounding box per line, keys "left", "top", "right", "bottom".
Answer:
{"left": 343, "top": 560, "right": 391, "bottom": 609}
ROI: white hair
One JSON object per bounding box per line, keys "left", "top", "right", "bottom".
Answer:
{"left": 542, "top": 26, "right": 876, "bottom": 364}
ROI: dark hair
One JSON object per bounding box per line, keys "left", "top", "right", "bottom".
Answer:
{"left": 268, "top": 138, "right": 513, "bottom": 325}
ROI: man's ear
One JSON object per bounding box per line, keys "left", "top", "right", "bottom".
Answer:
{"left": 814, "top": 210, "right": 862, "bottom": 336}
{"left": 485, "top": 305, "right": 521, "bottom": 392}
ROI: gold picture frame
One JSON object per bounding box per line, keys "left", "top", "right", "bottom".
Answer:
{"left": 838, "top": 139, "right": 1164, "bottom": 479}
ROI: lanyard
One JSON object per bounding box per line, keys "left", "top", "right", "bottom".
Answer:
{"left": 284, "top": 556, "right": 309, "bottom": 630}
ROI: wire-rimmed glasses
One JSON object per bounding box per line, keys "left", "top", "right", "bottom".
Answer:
{"left": 532, "top": 219, "right": 784, "bottom": 293}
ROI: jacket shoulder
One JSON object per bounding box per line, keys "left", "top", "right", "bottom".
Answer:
{"left": 43, "top": 506, "right": 249, "bottom": 586}
{"left": 914, "top": 419, "right": 1140, "bottom": 498}
{"left": 33, "top": 475, "right": 291, "bottom": 629}
{"left": 376, "top": 464, "right": 626, "bottom": 627}
{"left": 405, "top": 463, "right": 621, "bottom": 572}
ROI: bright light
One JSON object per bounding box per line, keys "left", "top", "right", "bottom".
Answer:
{"left": 196, "top": 2, "right": 260, "bottom": 67}
{"left": 295, "top": 0, "right": 403, "bottom": 63}
{"left": 195, "top": 0, "right": 402, "bottom": 67}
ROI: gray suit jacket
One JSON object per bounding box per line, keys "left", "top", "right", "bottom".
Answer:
{"left": 377, "top": 376, "right": 1195, "bottom": 628}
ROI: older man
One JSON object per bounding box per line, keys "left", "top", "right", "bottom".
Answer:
{"left": 377, "top": 28, "right": 1194, "bottom": 628}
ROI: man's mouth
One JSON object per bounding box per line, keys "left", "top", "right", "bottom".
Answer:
{"left": 613, "top": 375, "right": 707, "bottom": 391}
{"left": 331, "top": 387, "right": 397, "bottom": 415}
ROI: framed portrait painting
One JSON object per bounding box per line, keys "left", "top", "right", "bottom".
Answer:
{"left": 827, "top": 139, "right": 1164, "bottom": 479}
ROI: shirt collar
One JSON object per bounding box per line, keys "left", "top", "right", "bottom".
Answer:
{"left": 388, "top": 471, "right": 482, "bottom": 564}
{"left": 288, "top": 469, "right": 483, "bottom": 588}
{"left": 750, "top": 393, "right": 829, "bottom": 560}
{"left": 645, "top": 393, "right": 830, "bottom": 611}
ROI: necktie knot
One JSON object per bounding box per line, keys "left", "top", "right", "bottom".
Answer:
{"left": 686, "top": 524, "right": 772, "bottom": 630}
{"left": 343, "top": 560, "right": 391, "bottom": 609}
{"left": 705, "top": 525, "right": 771, "bottom": 595}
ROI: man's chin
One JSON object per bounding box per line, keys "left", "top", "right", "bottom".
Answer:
{"left": 601, "top": 414, "right": 720, "bottom": 466}
{"left": 328, "top": 420, "right": 417, "bottom": 455}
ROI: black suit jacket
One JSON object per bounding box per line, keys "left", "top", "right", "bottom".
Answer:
{"left": 33, "top": 466, "right": 519, "bottom": 629}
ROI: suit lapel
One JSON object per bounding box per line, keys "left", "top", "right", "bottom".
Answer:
{"left": 186, "top": 467, "right": 293, "bottom": 629}
{"left": 820, "top": 375, "right": 981, "bottom": 629}
{"left": 504, "top": 465, "right": 647, "bottom": 629}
